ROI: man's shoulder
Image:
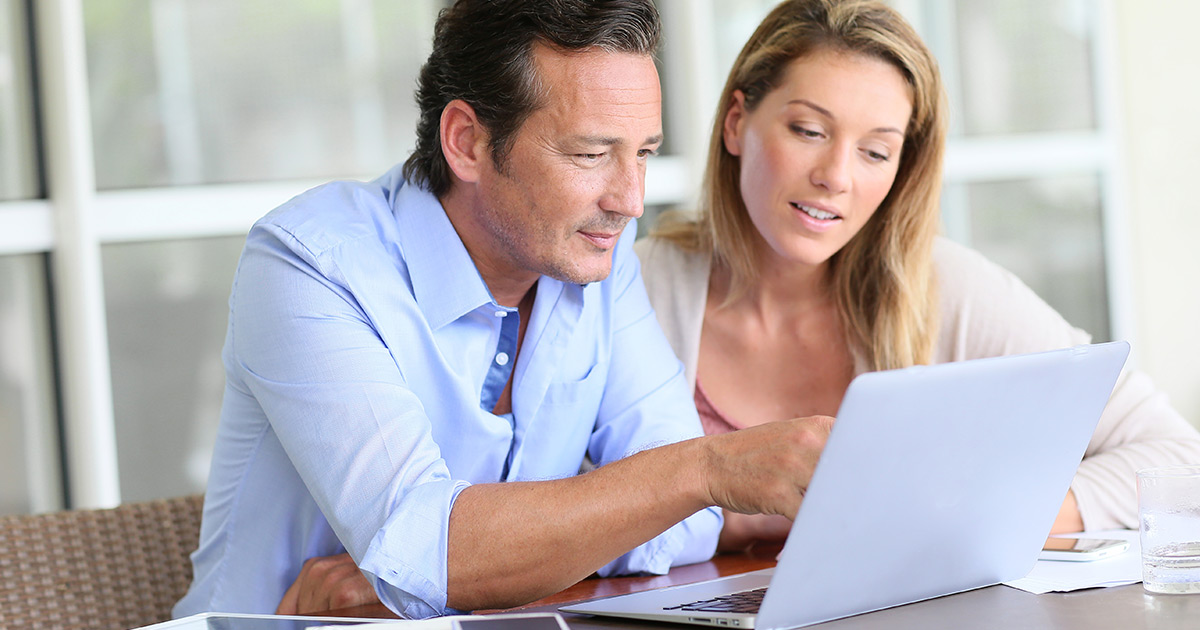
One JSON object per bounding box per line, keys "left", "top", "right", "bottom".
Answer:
{"left": 253, "top": 173, "right": 405, "bottom": 258}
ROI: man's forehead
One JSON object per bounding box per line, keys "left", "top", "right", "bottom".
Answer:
{"left": 529, "top": 43, "right": 663, "bottom": 140}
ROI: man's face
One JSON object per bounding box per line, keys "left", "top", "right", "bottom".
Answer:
{"left": 472, "top": 44, "right": 663, "bottom": 285}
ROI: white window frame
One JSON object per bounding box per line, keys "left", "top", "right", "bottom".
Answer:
{"left": 2, "top": 0, "right": 693, "bottom": 510}
{"left": 2, "top": 0, "right": 1132, "bottom": 511}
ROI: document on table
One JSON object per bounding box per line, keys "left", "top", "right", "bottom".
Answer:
{"left": 1003, "top": 529, "right": 1142, "bottom": 594}
{"left": 313, "top": 612, "right": 569, "bottom": 629}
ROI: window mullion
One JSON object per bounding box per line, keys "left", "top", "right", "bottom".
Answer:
{"left": 1091, "top": 0, "right": 1136, "bottom": 350}
{"left": 33, "top": 0, "right": 120, "bottom": 509}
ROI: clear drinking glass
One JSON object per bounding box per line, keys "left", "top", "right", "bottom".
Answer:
{"left": 1138, "top": 466, "right": 1200, "bottom": 594}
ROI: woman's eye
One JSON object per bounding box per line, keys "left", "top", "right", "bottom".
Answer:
{"left": 864, "top": 149, "right": 891, "bottom": 163}
{"left": 791, "top": 125, "right": 822, "bottom": 139}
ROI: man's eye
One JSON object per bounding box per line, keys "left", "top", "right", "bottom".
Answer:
{"left": 637, "top": 149, "right": 659, "bottom": 159}
{"left": 577, "top": 153, "right": 603, "bottom": 161}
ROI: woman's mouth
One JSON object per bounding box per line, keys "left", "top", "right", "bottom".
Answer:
{"left": 792, "top": 203, "right": 840, "bottom": 221}
{"left": 791, "top": 202, "right": 842, "bottom": 233}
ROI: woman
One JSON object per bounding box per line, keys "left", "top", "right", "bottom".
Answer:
{"left": 636, "top": 0, "right": 1200, "bottom": 551}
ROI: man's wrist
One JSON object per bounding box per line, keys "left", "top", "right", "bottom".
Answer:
{"left": 675, "top": 436, "right": 717, "bottom": 512}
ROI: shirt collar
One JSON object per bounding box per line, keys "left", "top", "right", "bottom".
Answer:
{"left": 391, "top": 178, "right": 498, "bottom": 330}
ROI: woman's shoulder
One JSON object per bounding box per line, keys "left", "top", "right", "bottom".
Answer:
{"left": 932, "top": 236, "right": 1056, "bottom": 308}
{"left": 632, "top": 235, "right": 710, "bottom": 378}
{"left": 634, "top": 235, "right": 711, "bottom": 290}
{"left": 634, "top": 234, "right": 708, "bottom": 267}
{"left": 931, "top": 236, "right": 1089, "bottom": 361}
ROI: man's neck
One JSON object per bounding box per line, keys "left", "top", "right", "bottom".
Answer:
{"left": 439, "top": 184, "right": 539, "bottom": 308}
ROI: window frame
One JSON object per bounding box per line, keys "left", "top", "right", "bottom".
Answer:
{"left": 1, "top": 0, "right": 1133, "bottom": 511}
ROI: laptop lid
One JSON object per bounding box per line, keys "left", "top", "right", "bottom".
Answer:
{"left": 563, "top": 342, "right": 1129, "bottom": 629}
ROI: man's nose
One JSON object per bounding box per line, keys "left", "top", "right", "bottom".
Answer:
{"left": 600, "top": 158, "right": 645, "bottom": 218}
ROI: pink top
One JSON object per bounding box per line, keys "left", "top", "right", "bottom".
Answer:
{"left": 694, "top": 379, "right": 742, "bottom": 435}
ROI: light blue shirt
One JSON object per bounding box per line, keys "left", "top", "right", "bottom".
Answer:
{"left": 174, "top": 165, "right": 721, "bottom": 619}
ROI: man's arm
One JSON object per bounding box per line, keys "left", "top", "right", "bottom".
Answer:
{"left": 444, "top": 415, "right": 830, "bottom": 610}
{"left": 260, "top": 216, "right": 831, "bottom": 615}
{"left": 278, "top": 415, "right": 832, "bottom": 614}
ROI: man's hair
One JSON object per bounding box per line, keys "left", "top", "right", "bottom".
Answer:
{"left": 402, "top": 0, "right": 661, "bottom": 196}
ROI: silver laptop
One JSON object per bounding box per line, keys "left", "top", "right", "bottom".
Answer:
{"left": 562, "top": 342, "right": 1129, "bottom": 629}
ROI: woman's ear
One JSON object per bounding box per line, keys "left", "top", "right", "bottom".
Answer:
{"left": 723, "top": 90, "right": 748, "bottom": 157}
{"left": 440, "top": 99, "right": 488, "bottom": 183}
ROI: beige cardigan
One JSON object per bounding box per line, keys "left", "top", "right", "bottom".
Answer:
{"left": 635, "top": 235, "right": 1200, "bottom": 531}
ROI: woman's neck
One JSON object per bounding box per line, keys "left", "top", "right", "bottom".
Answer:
{"left": 712, "top": 248, "right": 835, "bottom": 329}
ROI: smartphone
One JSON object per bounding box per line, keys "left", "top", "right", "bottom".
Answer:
{"left": 1039, "top": 536, "right": 1130, "bottom": 562}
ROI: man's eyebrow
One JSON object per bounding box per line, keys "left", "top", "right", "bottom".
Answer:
{"left": 789, "top": 99, "right": 905, "bottom": 136}
{"left": 572, "top": 133, "right": 664, "bottom": 147}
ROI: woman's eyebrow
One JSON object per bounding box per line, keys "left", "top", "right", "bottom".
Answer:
{"left": 789, "top": 99, "right": 905, "bottom": 136}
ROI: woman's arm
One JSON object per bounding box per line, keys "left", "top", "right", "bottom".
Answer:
{"left": 933, "top": 238, "right": 1200, "bottom": 531}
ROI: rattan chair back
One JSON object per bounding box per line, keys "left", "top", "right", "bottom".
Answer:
{"left": 0, "top": 494, "right": 203, "bottom": 630}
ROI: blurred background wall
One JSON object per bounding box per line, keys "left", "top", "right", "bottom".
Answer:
{"left": 1115, "top": 0, "right": 1200, "bottom": 434}
{"left": 0, "top": 0, "right": 1196, "bottom": 515}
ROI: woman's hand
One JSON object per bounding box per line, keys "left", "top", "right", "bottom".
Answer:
{"left": 717, "top": 512, "right": 793, "bottom": 553}
{"left": 1049, "top": 490, "right": 1084, "bottom": 534}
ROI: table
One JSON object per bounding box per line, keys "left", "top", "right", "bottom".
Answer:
{"left": 323, "top": 545, "right": 1200, "bottom": 629}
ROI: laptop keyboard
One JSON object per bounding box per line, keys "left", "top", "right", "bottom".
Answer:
{"left": 663, "top": 587, "right": 767, "bottom": 613}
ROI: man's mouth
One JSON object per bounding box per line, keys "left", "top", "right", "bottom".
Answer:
{"left": 579, "top": 230, "right": 622, "bottom": 249}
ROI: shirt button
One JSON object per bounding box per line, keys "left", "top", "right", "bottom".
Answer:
{"left": 495, "top": 352, "right": 510, "bottom": 366}
{"left": 494, "top": 310, "right": 506, "bottom": 317}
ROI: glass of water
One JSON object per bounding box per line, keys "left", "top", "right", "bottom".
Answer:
{"left": 1138, "top": 465, "right": 1200, "bottom": 594}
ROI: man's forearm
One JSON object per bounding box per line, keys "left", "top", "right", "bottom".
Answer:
{"left": 280, "top": 415, "right": 829, "bottom": 615}
{"left": 445, "top": 437, "right": 711, "bottom": 610}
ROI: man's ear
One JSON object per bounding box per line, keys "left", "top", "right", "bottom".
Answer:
{"left": 723, "top": 90, "right": 748, "bottom": 157}
{"left": 441, "top": 99, "right": 488, "bottom": 183}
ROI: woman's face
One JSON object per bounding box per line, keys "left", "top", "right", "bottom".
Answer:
{"left": 724, "top": 48, "right": 913, "bottom": 270}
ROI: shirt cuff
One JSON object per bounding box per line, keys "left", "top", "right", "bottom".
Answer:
{"left": 359, "top": 479, "right": 472, "bottom": 618}
{"left": 598, "top": 506, "right": 723, "bottom": 576}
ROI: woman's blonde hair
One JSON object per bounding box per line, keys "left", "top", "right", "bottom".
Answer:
{"left": 655, "top": 0, "right": 947, "bottom": 371}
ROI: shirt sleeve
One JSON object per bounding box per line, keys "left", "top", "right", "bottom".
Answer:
{"left": 588, "top": 224, "right": 723, "bottom": 574}
{"left": 933, "top": 238, "right": 1200, "bottom": 530}
{"left": 229, "top": 222, "right": 463, "bottom": 618}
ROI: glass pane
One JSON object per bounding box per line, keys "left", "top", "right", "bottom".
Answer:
{"left": 0, "top": 255, "right": 60, "bottom": 515}
{"left": 954, "top": 0, "right": 1096, "bottom": 135}
{"left": 958, "top": 174, "right": 1109, "bottom": 341}
{"left": 103, "top": 236, "right": 244, "bottom": 502}
{"left": 84, "top": 0, "right": 439, "bottom": 190}
{"left": 708, "top": 0, "right": 777, "bottom": 85}
{"left": 0, "top": 0, "right": 38, "bottom": 200}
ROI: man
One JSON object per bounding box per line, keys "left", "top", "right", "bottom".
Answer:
{"left": 175, "top": 0, "right": 831, "bottom": 619}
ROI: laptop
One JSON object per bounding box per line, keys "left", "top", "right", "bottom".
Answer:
{"left": 561, "top": 342, "right": 1130, "bottom": 629}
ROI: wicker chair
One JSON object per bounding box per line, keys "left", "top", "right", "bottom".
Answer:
{"left": 0, "top": 494, "right": 204, "bottom": 630}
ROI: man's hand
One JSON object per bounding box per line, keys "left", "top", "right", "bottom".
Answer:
{"left": 281, "top": 415, "right": 833, "bottom": 612}
{"left": 702, "top": 415, "right": 835, "bottom": 520}
{"left": 275, "top": 553, "right": 380, "bottom": 615}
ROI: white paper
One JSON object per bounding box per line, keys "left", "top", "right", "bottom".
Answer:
{"left": 313, "top": 612, "right": 567, "bottom": 629}
{"left": 1003, "top": 529, "right": 1142, "bottom": 594}
{"left": 312, "top": 618, "right": 456, "bottom": 629}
